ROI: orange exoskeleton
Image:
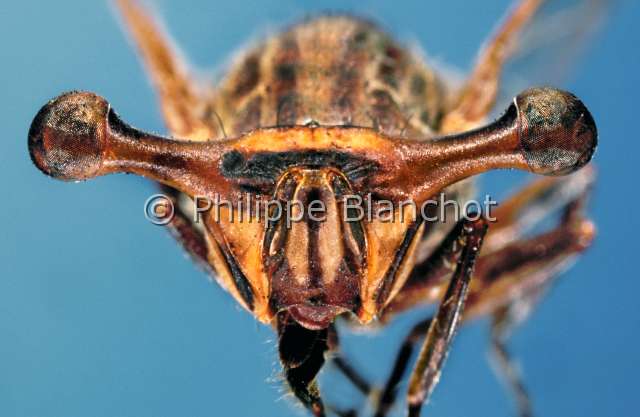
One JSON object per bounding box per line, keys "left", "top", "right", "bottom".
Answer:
{"left": 28, "top": 0, "right": 600, "bottom": 416}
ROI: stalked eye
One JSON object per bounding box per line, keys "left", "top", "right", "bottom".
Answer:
{"left": 515, "top": 87, "right": 597, "bottom": 176}
{"left": 28, "top": 87, "right": 596, "bottom": 211}
{"left": 28, "top": 91, "right": 237, "bottom": 200}
{"left": 29, "top": 92, "right": 110, "bottom": 180}
{"left": 381, "top": 87, "right": 597, "bottom": 204}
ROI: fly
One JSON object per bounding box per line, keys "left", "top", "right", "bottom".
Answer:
{"left": 28, "top": 1, "right": 600, "bottom": 416}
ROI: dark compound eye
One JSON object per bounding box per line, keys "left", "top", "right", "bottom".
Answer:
{"left": 29, "top": 92, "right": 109, "bottom": 180}
{"left": 515, "top": 87, "right": 597, "bottom": 176}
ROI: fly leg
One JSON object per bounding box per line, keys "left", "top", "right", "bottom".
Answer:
{"left": 385, "top": 168, "right": 594, "bottom": 317}
{"left": 323, "top": 328, "right": 371, "bottom": 417}
{"left": 372, "top": 213, "right": 493, "bottom": 417}
{"left": 462, "top": 193, "right": 594, "bottom": 417}
{"left": 464, "top": 169, "right": 595, "bottom": 321}
{"left": 115, "top": 0, "right": 220, "bottom": 139}
{"left": 328, "top": 216, "right": 487, "bottom": 417}
{"left": 489, "top": 303, "right": 536, "bottom": 417}
{"left": 327, "top": 318, "right": 433, "bottom": 417}
{"left": 404, "top": 217, "right": 488, "bottom": 417}
{"left": 371, "top": 317, "right": 432, "bottom": 417}
{"left": 327, "top": 320, "right": 432, "bottom": 417}
{"left": 441, "top": 0, "right": 545, "bottom": 132}
{"left": 377, "top": 170, "right": 592, "bottom": 416}
{"left": 484, "top": 167, "right": 594, "bottom": 253}
{"left": 332, "top": 354, "right": 373, "bottom": 397}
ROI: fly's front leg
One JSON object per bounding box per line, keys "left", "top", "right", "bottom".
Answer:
{"left": 465, "top": 218, "right": 594, "bottom": 417}
{"left": 440, "top": 171, "right": 595, "bottom": 417}
{"left": 332, "top": 353, "right": 372, "bottom": 396}
{"left": 393, "top": 172, "right": 593, "bottom": 417}
{"left": 372, "top": 214, "right": 489, "bottom": 417}
{"left": 372, "top": 317, "right": 431, "bottom": 417}
{"left": 324, "top": 326, "right": 372, "bottom": 417}
{"left": 360, "top": 174, "right": 591, "bottom": 417}
{"left": 385, "top": 168, "right": 595, "bottom": 318}
{"left": 441, "top": 0, "right": 545, "bottom": 132}
{"left": 405, "top": 217, "right": 488, "bottom": 417}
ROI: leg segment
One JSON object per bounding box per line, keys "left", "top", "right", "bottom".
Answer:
{"left": 484, "top": 167, "right": 594, "bottom": 253}
{"left": 489, "top": 304, "right": 536, "bottom": 417}
{"left": 160, "top": 186, "right": 211, "bottom": 271}
{"left": 332, "top": 355, "right": 372, "bottom": 396}
{"left": 363, "top": 172, "right": 591, "bottom": 417}
{"left": 115, "top": 0, "right": 219, "bottom": 139}
{"left": 466, "top": 188, "right": 594, "bottom": 417}
{"left": 372, "top": 318, "right": 432, "bottom": 417}
{"left": 329, "top": 217, "right": 487, "bottom": 417}
{"left": 405, "top": 217, "right": 488, "bottom": 417}
{"left": 385, "top": 168, "right": 594, "bottom": 317}
{"left": 464, "top": 201, "right": 594, "bottom": 320}
{"left": 376, "top": 171, "right": 593, "bottom": 415}
{"left": 372, "top": 214, "right": 493, "bottom": 417}
{"left": 441, "top": 0, "right": 545, "bottom": 132}
{"left": 365, "top": 182, "right": 591, "bottom": 417}
{"left": 326, "top": 328, "right": 372, "bottom": 417}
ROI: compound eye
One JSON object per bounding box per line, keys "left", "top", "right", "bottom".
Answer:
{"left": 28, "top": 92, "right": 109, "bottom": 181}
{"left": 515, "top": 87, "right": 597, "bottom": 176}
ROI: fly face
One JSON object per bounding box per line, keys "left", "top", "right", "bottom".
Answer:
{"left": 201, "top": 139, "right": 430, "bottom": 328}
{"left": 29, "top": 88, "right": 596, "bottom": 327}
{"left": 28, "top": 1, "right": 602, "bottom": 415}
{"left": 264, "top": 168, "right": 366, "bottom": 329}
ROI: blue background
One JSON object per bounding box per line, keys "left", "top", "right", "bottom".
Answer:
{"left": 2, "top": 1, "right": 638, "bottom": 416}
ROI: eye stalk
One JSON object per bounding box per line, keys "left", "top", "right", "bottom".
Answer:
{"left": 388, "top": 87, "right": 597, "bottom": 203}
{"left": 28, "top": 91, "right": 230, "bottom": 198}
{"left": 28, "top": 88, "right": 596, "bottom": 204}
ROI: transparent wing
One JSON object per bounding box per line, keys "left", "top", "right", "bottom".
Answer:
{"left": 494, "top": 0, "right": 614, "bottom": 115}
